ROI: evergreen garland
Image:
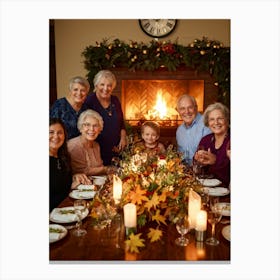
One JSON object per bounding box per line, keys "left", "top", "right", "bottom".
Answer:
{"left": 82, "top": 37, "right": 230, "bottom": 107}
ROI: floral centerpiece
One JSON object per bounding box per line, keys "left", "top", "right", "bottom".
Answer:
{"left": 89, "top": 142, "right": 202, "bottom": 253}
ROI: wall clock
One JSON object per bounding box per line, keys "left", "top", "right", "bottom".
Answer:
{"left": 139, "top": 19, "right": 177, "bottom": 38}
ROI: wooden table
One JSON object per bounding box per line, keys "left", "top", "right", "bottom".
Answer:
{"left": 50, "top": 195, "right": 230, "bottom": 262}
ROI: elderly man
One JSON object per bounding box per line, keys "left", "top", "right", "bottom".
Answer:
{"left": 176, "top": 94, "right": 211, "bottom": 165}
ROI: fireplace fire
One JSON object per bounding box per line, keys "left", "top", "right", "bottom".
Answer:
{"left": 122, "top": 79, "right": 204, "bottom": 127}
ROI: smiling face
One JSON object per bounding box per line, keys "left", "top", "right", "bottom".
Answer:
{"left": 142, "top": 126, "right": 159, "bottom": 147}
{"left": 49, "top": 123, "right": 65, "bottom": 157}
{"left": 177, "top": 96, "right": 198, "bottom": 126}
{"left": 95, "top": 77, "right": 114, "bottom": 100}
{"left": 208, "top": 109, "right": 228, "bottom": 136}
{"left": 68, "top": 82, "right": 88, "bottom": 105}
{"left": 80, "top": 116, "right": 102, "bottom": 142}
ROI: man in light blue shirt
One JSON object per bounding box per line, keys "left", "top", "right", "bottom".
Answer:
{"left": 176, "top": 94, "right": 211, "bottom": 165}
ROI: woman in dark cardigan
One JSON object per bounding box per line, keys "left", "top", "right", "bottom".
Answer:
{"left": 84, "top": 70, "right": 127, "bottom": 165}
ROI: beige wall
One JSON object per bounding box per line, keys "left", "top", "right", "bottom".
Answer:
{"left": 54, "top": 19, "right": 230, "bottom": 99}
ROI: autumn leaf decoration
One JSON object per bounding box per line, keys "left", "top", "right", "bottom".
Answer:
{"left": 125, "top": 233, "right": 145, "bottom": 254}
{"left": 147, "top": 227, "right": 163, "bottom": 242}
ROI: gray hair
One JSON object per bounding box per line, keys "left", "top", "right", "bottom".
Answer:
{"left": 93, "top": 70, "right": 117, "bottom": 91}
{"left": 77, "top": 109, "right": 104, "bottom": 131}
{"left": 69, "top": 76, "right": 90, "bottom": 93}
{"left": 176, "top": 94, "right": 198, "bottom": 110}
{"left": 203, "top": 102, "right": 230, "bottom": 127}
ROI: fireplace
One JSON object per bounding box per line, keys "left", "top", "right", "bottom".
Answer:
{"left": 112, "top": 67, "right": 218, "bottom": 144}
{"left": 122, "top": 79, "right": 204, "bottom": 127}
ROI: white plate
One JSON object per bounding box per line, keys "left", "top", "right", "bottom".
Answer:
{"left": 77, "top": 184, "right": 95, "bottom": 191}
{"left": 204, "top": 187, "right": 230, "bottom": 196}
{"left": 215, "top": 202, "right": 231, "bottom": 216}
{"left": 69, "top": 189, "right": 96, "bottom": 199}
{"left": 198, "top": 178, "right": 222, "bottom": 187}
{"left": 49, "top": 224, "right": 67, "bottom": 243}
{"left": 49, "top": 206, "right": 89, "bottom": 224}
{"left": 222, "top": 225, "right": 230, "bottom": 241}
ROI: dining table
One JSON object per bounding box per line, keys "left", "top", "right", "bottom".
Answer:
{"left": 49, "top": 189, "right": 230, "bottom": 262}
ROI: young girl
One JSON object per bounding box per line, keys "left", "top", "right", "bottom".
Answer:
{"left": 134, "top": 121, "right": 166, "bottom": 155}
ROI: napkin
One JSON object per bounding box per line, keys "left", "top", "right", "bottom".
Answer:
{"left": 93, "top": 178, "right": 106, "bottom": 185}
{"left": 50, "top": 208, "right": 77, "bottom": 222}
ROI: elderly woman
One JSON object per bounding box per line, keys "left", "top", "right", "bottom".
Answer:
{"left": 67, "top": 109, "right": 108, "bottom": 176}
{"left": 194, "top": 102, "right": 230, "bottom": 186}
{"left": 50, "top": 76, "right": 90, "bottom": 139}
{"left": 49, "top": 118, "right": 91, "bottom": 211}
{"left": 84, "top": 70, "right": 127, "bottom": 165}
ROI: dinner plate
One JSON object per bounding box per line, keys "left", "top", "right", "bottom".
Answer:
{"left": 204, "top": 187, "right": 230, "bottom": 196}
{"left": 49, "top": 206, "right": 89, "bottom": 224}
{"left": 215, "top": 202, "right": 230, "bottom": 216}
{"left": 198, "top": 178, "right": 222, "bottom": 187}
{"left": 49, "top": 224, "right": 67, "bottom": 243}
{"left": 69, "top": 189, "right": 96, "bottom": 199}
{"left": 222, "top": 225, "right": 230, "bottom": 241}
{"left": 77, "top": 184, "right": 95, "bottom": 191}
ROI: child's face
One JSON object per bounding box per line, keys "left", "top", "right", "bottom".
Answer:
{"left": 142, "top": 126, "right": 159, "bottom": 145}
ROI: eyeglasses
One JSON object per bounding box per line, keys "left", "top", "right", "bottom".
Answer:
{"left": 208, "top": 117, "right": 225, "bottom": 123}
{"left": 82, "top": 123, "right": 100, "bottom": 129}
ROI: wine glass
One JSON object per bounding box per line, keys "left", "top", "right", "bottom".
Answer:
{"left": 192, "top": 159, "right": 202, "bottom": 179}
{"left": 206, "top": 205, "right": 223, "bottom": 245}
{"left": 210, "top": 196, "right": 219, "bottom": 210}
{"left": 175, "top": 215, "right": 191, "bottom": 246}
{"left": 200, "top": 188, "right": 210, "bottom": 210}
{"left": 72, "top": 199, "right": 87, "bottom": 237}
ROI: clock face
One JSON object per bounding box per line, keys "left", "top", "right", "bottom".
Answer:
{"left": 139, "top": 19, "right": 177, "bottom": 38}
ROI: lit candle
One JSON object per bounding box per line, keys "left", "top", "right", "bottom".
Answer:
{"left": 188, "top": 189, "right": 201, "bottom": 229}
{"left": 195, "top": 210, "right": 207, "bottom": 231}
{"left": 123, "top": 203, "right": 137, "bottom": 228}
{"left": 113, "top": 175, "right": 122, "bottom": 204}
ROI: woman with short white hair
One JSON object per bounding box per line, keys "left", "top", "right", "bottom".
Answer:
{"left": 67, "top": 109, "right": 108, "bottom": 176}
{"left": 194, "top": 102, "right": 230, "bottom": 186}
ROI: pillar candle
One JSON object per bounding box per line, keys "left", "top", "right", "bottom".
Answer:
{"left": 195, "top": 210, "right": 207, "bottom": 231}
{"left": 123, "top": 203, "right": 137, "bottom": 228}
{"left": 113, "top": 175, "right": 122, "bottom": 203}
{"left": 188, "top": 189, "right": 201, "bottom": 229}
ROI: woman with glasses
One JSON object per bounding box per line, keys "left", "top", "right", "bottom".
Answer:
{"left": 193, "top": 102, "right": 230, "bottom": 186}
{"left": 67, "top": 109, "right": 108, "bottom": 176}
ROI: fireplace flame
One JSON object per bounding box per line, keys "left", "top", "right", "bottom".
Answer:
{"left": 154, "top": 90, "right": 167, "bottom": 119}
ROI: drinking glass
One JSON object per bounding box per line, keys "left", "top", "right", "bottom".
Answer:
{"left": 72, "top": 199, "right": 87, "bottom": 237}
{"left": 192, "top": 159, "right": 202, "bottom": 179}
{"left": 210, "top": 196, "right": 219, "bottom": 210}
{"left": 175, "top": 215, "right": 191, "bottom": 246}
{"left": 200, "top": 188, "right": 210, "bottom": 210}
{"left": 206, "top": 205, "right": 223, "bottom": 245}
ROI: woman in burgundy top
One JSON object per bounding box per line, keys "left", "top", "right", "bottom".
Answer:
{"left": 194, "top": 102, "right": 230, "bottom": 186}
